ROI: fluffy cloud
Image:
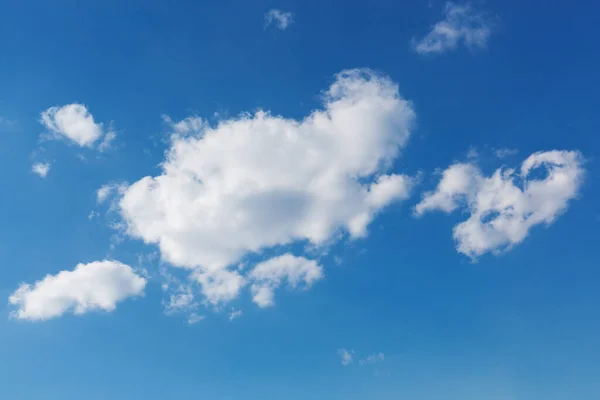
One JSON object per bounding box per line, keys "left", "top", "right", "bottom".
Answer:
{"left": 9, "top": 260, "right": 146, "bottom": 321}
{"left": 114, "top": 69, "right": 415, "bottom": 306}
{"left": 40, "top": 103, "right": 114, "bottom": 149}
{"left": 193, "top": 268, "right": 246, "bottom": 306}
{"left": 32, "top": 162, "right": 51, "bottom": 178}
{"left": 249, "top": 254, "right": 323, "bottom": 307}
{"left": 416, "top": 150, "right": 585, "bottom": 258}
{"left": 264, "top": 9, "right": 294, "bottom": 30}
{"left": 413, "top": 2, "right": 493, "bottom": 55}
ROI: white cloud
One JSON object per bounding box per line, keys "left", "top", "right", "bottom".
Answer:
{"left": 337, "top": 348, "right": 354, "bottom": 366}
{"left": 98, "top": 130, "right": 117, "bottom": 152}
{"left": 494, "top": 147, "right": 519, "bottom": 159}
{"left": 193, "top": 268, "right": 246, "bottom": 306}
{"left": 413, "top": 2, "right": 493, "bottom": 55}
{"left": 164, "top": 285, "right": 198, "bottom": 315}
{"left": 9, "top": 260, "right": 146, "bottom": 321}
{"left": 115, "top": 69, "right": 415, "bottom": 306}
{"left": 359, "top": 352, "right": 385, "bottom": 366}
{"left": 249, "top": 254, "right": 323, "bottom": 307}
{"left": 96, "top": 182, "right": 126, "bottom": 204}
{"left": 40, "top": 103, "right": 115, "bottom": 149}
{"left": 264, "top": 9, "right": 294, "bottom": 30}
{"left": 229, "top": 308, "right": 243, "bottom": 321}
{"left": 187, "top": 312, "right": 205, "bottom": 325}
{"left": 32, "top": 162, "right": 51, "bottom": 178}
{"left": 416, "top": 150, "right": 585, "bottom": 259}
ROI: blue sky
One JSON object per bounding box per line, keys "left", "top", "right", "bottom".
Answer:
{"left": 1, "top": 1, "right": 599, "bottom": 399}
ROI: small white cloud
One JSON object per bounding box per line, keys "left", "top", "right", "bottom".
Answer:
{"left": 337, "top": 348, "right": 354, "bottom": 366}
{"left": 359, "top": 352, "right": 385, "bottom": 366}
{"left": 97, "top": 130, "right": 117, "bottom": 152}
{"left": 9, "top": 260, "right": 146, "bottom": 321}
{"left": 96, "top": 182, "right": 127, "bottom": 206}
{"left": 264, "top": 9, "right": 294, "bottom": 30}
{"left": 40, "top": 103, "right": 116, "bottom": 150}
{"left": 494, "top": 147, "right": 519, "bottom": 159}
{"left": 416, "top": 150, "right": 585, "bottom": 259}
{"left": 413, "top": 2, "right": 494, "bottom": 55}
{"left": 32, "top": 162, "right": 51, "bottom": 178}
{"left": 193, "top": 269, "right": 246, "bottom": 307}
{"left": 187, "top": 312, "right": 205, "bottom": 325}
{"left": 229, "top": 308, "right": 243, "bottom": 321}
{"left": 249, "top": 254, "right": 323, "bottom": 308}
{"left": 164, "top": 286, "right": 198, "bottom": 315}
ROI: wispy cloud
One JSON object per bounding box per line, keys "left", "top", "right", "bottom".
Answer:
{"left": 264, "top": 9, "right": 294, "bottom": 30}
{"left": 359, "top": 352, "right": 385, "bottom": 366}
{"left": 413, "top": 2, "right": 495, "bottom": 55}
{"left": 229, "top": 308, "right": 243, "bottom": 321}
{"left": 494, "top": 147, "right": 519, "bottom": 159}
{"left": 337, "top": 348, "right": 354, "bottom": 366}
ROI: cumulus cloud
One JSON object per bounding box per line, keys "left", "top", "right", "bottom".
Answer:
{"left": 264, "top": 9, "right": 294, "bottom": 30}
{"left": 114, "top": 69, "right": 415, "bottom": 306}
{"left": 9, "top": 260, "right": 146, "bottom": 321}
{"left": 416, "top": 150, "right": 585, "bottom": 259}
{"left": 40, "top": 103, "right": 115, "bottom": 149}
{"left": 32, "top": 162, "right": 51, "bottom": 178}
{"left": 249, "top": 254, "right": 323, "bottom": 307}
{"left": 413, "top": 2, "right": 494, "bottom": 55}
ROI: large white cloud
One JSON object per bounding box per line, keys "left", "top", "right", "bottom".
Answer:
{"left": 9, "top": 260, "right": 146, "bottom": 321}
{"left": 40, "top": 103, "right": 114, "bottom": 149}
{"left": 114, "top": 69, "right": 415, "bottom": 306}
{"left": 416, "top": 150, "right": 585, "bottom": 258}
{"left": 413, "top": 2, "right": 493, "bottom": 55}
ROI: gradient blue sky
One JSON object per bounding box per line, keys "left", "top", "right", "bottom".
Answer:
{"left": 1, "top": 1, "right": 599, "bottom": 399}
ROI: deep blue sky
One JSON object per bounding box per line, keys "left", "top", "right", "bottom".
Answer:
{"left": 1, "top": 1, "right": 599, "bottom": 399}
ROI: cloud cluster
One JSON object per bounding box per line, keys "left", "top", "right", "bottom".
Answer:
{"left": 9, "top": 260, "right": 146, "bottom": 321}
{"left": 40, "top": 103, "right": 115, "bottom": 150}
{"left": 416, "top": 150, "right": 585, "bottom": 258}
{"left": 413, "top": 2, "right": 493, "bottom": 55}
{"left": 116, "top": 69, "right": 415, "bottom": 306}
{"left": 264, "top": 9, "right": 294, "bottom": 30}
